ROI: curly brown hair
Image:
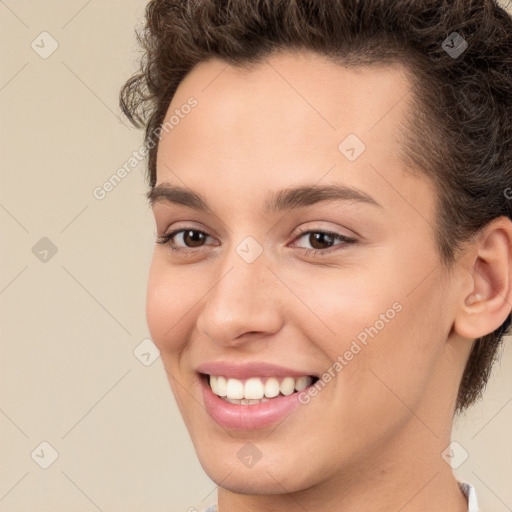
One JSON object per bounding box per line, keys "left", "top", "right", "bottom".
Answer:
{"left": 119, "top": 0, "right": 512, "bottom": 413}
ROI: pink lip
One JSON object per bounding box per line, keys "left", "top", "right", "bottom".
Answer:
{"left": 195, "top": 361, "right": 317, "bottom": 380}
{"left": 199, "top": 375, "right": 308, "bottom": 430}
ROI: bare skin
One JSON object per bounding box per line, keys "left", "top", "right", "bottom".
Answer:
{"left": 146, "top": 49, "right": 512, "bottom": 512}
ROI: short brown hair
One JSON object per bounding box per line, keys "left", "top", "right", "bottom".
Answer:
{"left": 119, "top": 0, "right": 512, "bottom": 413}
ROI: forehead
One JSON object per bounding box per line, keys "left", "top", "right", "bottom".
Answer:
{"left": 163, "top": 51, "right": 411, "bottom": 147}
{"left": 155, "top": 49, "right": 434, "bottom": 220}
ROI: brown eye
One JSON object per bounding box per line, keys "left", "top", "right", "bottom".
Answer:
{"left": 156, "top": 228, "right": 214, "bottom": 252}
{"left": 180, "top": 230, "right": 207, "bottom": 248}
{"left": 292, "top": 229, "right": 357, "bottom": 256}
{"left": 307, "top": 232, "right": 336, "bottom": 250}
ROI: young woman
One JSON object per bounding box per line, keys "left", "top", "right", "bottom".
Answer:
{"left": 120, "top": 1, "right": 512, "bottom": 510}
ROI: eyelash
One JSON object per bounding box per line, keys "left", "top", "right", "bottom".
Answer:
{"left": 156, "top": 226, "right": 357, "bottom": 257}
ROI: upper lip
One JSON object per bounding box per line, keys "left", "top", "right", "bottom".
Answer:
{"left": 195, "top": 361, "right": 319, "bottom": 380}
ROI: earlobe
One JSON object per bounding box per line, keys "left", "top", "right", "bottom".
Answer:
{"left": 453, "top": 216, "right": 512, "bottom": 340}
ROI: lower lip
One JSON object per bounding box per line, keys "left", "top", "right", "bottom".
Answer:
{"left": 200, "top": 375, "right": 308, "bottom": 430}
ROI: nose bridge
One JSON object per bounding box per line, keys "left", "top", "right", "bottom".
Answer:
{"left": 196, "top": 242, "right": 282, "bottom": 343}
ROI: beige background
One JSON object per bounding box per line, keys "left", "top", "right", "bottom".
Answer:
{"left": 1, "top": 1, "right": 511, "bottom": 511}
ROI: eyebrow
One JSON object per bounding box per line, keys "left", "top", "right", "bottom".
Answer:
{"left": 147, "top": 182, "right": 383, "bottom": 214}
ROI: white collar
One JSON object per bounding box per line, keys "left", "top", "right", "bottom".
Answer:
{"left": 458, "top": 480, "right": 480, "bottom": 512}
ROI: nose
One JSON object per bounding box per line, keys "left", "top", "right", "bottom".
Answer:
{"left": 195, "top": 248, "right": 283, "bottom": 348}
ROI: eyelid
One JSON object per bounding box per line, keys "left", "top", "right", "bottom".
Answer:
{"left": 156, "top": 224, "right": 358, "bottom": 256}
{"left": 156, "top": 227, "right": 216, "bottom": 249}
{"left": 289, "top": 227, "right": 357, "bottom": 253}
{"left": 292, "top": 224, "right": 357, "bottom": 241}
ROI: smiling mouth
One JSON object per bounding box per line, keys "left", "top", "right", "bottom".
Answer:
{"left": 202, "top": 373, "right": 319, "bottom": 405}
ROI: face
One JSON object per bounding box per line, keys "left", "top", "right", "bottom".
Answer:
{"left": 146, "top": 50, "right": 462, "bottom": 494}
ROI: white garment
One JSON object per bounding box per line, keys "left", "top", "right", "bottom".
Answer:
{"left": 459, "top": 480, "right": 480, "bottom": 512}
{"left": 201, "top": 480, "right": 479, "bottom": 512}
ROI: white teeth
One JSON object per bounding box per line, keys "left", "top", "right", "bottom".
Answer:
{"left": 224, "top": 397, "right": 270, "bottom": 405}
{"left": 216, "top": 376, "right": 227, "bottom": 396}
{"left": 244, "top": 378, "right": 265, "bottom": 400}
{"left": 279, "top": 377, "right": 295, "bottom": 396}
{"left": 264, "top": 377, "right": 280, "bottom": 398}
{"left": 209, "top": 375, "right": 313, "bottom": 401}
{"left": 209, "top": 375, "right": 227, "bottom": 396}
{"left": 226, "top": 378, "right": 244, "bottom": 399}
{"left": 294, "top": 376, "right": 309, "bottom": 391}
{"left": 224, "top": 397, "right": 242, "bottom": 404}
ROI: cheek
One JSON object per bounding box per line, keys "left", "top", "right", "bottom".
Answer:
{"left": 291, "top": 260, "right": 403, "bottom": 356}
{"left": 293, "top": 246, "right": 445, "bottom": 397}
{"left": 145, "top": 255, "right": 198, "bottom": 355}
{"left": 287, "top": 262, "right": 446, "bottom": 461}
{"left": 145, "top": 257, "right": 203, "bottom": 412}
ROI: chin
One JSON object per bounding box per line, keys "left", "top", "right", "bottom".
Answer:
{"left": 195, "top": 444, "right": 319, "bottom": 496}
{"left": 207, "top": 468, "right": 309, "bottom": 495}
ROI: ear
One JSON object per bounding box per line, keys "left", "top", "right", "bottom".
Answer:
{"left": 453, "top": 216, "right": 512, "bottom": 340}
